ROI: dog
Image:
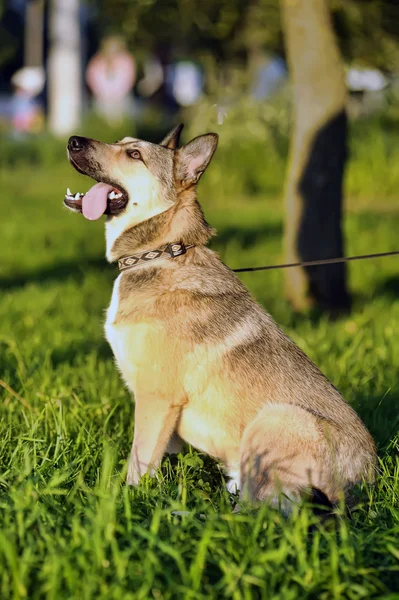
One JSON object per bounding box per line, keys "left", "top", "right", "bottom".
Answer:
{"left": 64, "top": 124, "right": 376, "bottom": 512}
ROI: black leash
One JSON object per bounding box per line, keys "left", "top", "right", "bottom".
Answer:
{"left": 232, "top": 250, "right": 399, "bottom": 273}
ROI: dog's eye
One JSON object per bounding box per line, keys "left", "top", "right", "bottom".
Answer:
{"left": 129, "top": 150, "right": 142, "bottom": 160}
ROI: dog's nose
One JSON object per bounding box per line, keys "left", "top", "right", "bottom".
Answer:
{"left": 68, "top": 136, "right": 86, "bottom": 152}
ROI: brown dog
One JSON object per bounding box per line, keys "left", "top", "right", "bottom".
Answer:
{"left": 64, "top": 124, "right": 376, "bottom": 512}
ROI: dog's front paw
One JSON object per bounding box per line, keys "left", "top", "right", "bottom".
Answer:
{"left": 127, "top": 456, "right": 157, "bottom": 486}
{"left": 126, "top": 466, "right": 140, "bottom": 486}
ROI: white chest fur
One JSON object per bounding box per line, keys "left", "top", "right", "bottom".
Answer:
{"left": 105, "top": 274, "right": 138, "bottom": 390}
{"left": 104, "top": 274, "right": 163, "bottom": 394}
{"left": 105, "top": 274, "right": 122, "bottom": 329}
{"left": 105, "top": 275, "right": 125, "bottom": 373}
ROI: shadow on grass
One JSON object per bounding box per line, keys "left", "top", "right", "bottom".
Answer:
{"left": 286, "top": 277, "right": 399, "bottom": 328}
{"left": 0, "top": 223, "right": 282, "bottom": 290}
{"left": 373, "top": 275, "right": 399, "bottom": 300}
{"left": 211, "top": 223, "right": 282, "bottom": 251}
{"left": 351, "top": 390, "right": 399, "bottom": 450}
{"left": 50, "top": 339, "right": 114, "bottom": 367}
{"left": 0, "top": 256, "right": 112, "bottom": 290}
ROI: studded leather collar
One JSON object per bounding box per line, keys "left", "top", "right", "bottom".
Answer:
{"left": 118, "top": 242, "right": 194, "bottom": 272}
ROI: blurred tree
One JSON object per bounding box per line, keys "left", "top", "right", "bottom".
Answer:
{"left": 25, "top": 0, "right": 44, "bottom": 68}
{"left": 333, "top": 0, "right": 399, "bottom": 71}
{"left": 281, "top": 0, "right": 351, "bottom": 315}
{"left": 95, "top": 0, "right": 399, "bottom": 71}
{"left": 99, "top": 0, "right": 243, "bottom": 59}
{"left": 48, "top": 0, "right": 82, "bottom": 135}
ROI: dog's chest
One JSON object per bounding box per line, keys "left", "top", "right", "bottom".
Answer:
{"left": 105, "top": 275, "right": 172, "bottom": 392}
{"left": 105, "top": 275, "right": 146, "bottom": 389}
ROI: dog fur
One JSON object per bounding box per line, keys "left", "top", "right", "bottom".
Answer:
{"left": 65, "top": 124, "right": 376, "bottom": 511}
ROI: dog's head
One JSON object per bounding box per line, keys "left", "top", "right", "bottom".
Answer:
{"left": 64, "top": 124, "right": 218, "bottom": 225}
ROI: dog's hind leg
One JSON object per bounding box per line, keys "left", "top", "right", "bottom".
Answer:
{"left": 238, "top": 403, "right": 340, "bottom": 513}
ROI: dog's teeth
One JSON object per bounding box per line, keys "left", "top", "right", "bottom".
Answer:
{"left": 67, "top": 188, "right": 72, "bottom": 196}
{"left": 74, "top": 193, "right": 80, "bottom": 200}
{"left": 109, "top": 191, "right": 116, "bottom": 199}
{"left": 115, "top": 193, "right": 122, "bottom": 198}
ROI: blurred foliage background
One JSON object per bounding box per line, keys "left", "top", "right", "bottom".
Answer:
{"left": 95, "top": 0, "right": 399, "bottom": 69}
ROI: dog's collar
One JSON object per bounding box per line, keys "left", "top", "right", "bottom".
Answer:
{"left": 118, "top": 242, "right": 194, "bottom": 272}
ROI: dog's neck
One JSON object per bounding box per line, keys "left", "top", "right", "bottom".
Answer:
{"left": 105, "top": 189, "right": 214, "bottom": 263}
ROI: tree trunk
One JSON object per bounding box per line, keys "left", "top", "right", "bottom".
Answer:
{"left": 48, "top": 0, "right": 82, "bottom": 136}
{"left": 281, "top": 0, "right": 351, "bottom": 316}
{"left": 24, "top": 0, "right": 44, "bottom": 68}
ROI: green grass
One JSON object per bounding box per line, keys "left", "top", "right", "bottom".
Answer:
{"left": 0, "top": 115, "right": 398, "bottom": 599}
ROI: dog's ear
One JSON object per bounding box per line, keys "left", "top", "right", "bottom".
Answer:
{"left": 160, "top": 124, "right": 184, "bottom": 150}
{"left": 175, "top": 134, "right": 218, "bottom": 188}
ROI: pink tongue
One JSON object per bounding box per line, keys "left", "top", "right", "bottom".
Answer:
{"left": 82, "top": 182, "right": 113, "bottom": 220}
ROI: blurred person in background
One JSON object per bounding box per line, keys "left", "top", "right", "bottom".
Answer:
{"left": 250, "top": 53, "right": 287, "bottom": 101}
{"left": 136, "top": 55, "right": 164, "bottom": 99}
{"left": 134, "top": 54, "right": 164, "bottom": 117}
{"left": 165, "top": 59, "right": 203, "bottom": 110}
{"left": 10, "top": 66, "right": 45, "bottom": 136}
{"left": 86, "top": 35, "right": 136, "bottom": 124}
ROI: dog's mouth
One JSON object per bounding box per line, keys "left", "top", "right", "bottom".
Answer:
{"left": 65, "top": 149, "right": 129, "bottom": 220}
{"left": 63, "top": 183, "right": 128, "bottom": 220}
